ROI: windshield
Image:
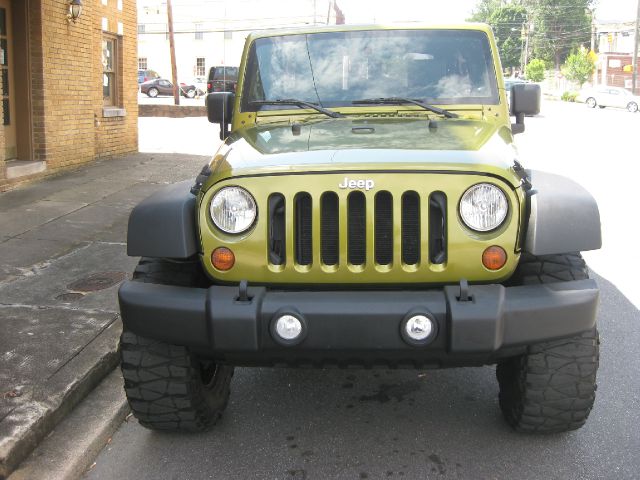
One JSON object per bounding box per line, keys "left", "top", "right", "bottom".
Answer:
{"left": 241, "top": 29, "right": 498, "bottom": 111}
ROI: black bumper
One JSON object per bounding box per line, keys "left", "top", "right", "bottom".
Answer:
{"left": 118, "top": 280, "right": 599, "bottom": 367}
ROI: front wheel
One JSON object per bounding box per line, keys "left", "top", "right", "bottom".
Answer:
{"left": 121, "top": 330, "right": 233, "bottom": 432}
{"left": 585, "top": 97, "right": 596, "bottom": 108}
{"left": 147, "top": 87, "right": 159, "bottom": 98}
{"left": 497, "top": 329, "right": 599, "bottom": 433}
{"left": 120, "top": 257, "right": 232, "bottom": 432}
{"left": 498, "top": 252, "right": 599, "bottom": 433}
{"left": 627, "top": 102, "right": 638, "bottom": 113}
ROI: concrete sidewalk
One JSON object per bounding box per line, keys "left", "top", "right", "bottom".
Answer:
{"left": 0, "top": 152, "right": 208, "bottom": 478}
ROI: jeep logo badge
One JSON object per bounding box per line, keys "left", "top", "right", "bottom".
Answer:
{"left": 338, "top": 177, "right": 375, "bottom": 191}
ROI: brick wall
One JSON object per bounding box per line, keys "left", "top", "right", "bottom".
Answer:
{"left": 0, "top": 0, "right": 138, "bottom": 191}
{"left": 139, "top": 104, "right": 207, "bottom": 117}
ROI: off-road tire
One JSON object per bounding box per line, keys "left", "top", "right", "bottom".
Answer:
{"left": 506, "top": 252, "right": 588, "bottom": 286}
{"left": 497, "top": 329, "right": 599, "bottom": 433}
{"left": 498, "top": 252, "right": 598, "bottom": 433}
{"left": 121, "top": 258, "right": 233, "bottom": 432}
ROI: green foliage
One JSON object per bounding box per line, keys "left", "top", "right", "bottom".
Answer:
{"left": 468, "top": 0, "right": 503, "bottom": 22}
{"left": 468, "top": 2, "right": 527, "bottom": 68}
{"left": 525, "top": 59, "right": 546, "bottom": 82}
{"left": 563, "top": 49, "right": 595, "bottom": 87}
{"left": 521, "top": 0, "right": 594, "bottom": 68}
{"left": 469, "top": 0, "right": 594, "bottom": 69}
{"left": 488, "top": 5, "right": 527, "bottom": 68}
{"left": 561, "top": 91, "right": 579, "bottom": 102}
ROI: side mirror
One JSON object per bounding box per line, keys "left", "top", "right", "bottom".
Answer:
{"left": 510, "top": 83, "right": 541, "bottom": 134}
{"left": 206, "top": 92, "right": 235, "bottom": 139}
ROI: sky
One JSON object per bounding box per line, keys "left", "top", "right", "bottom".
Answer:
{"left": 338, "top": 0, "right": 638, "bottom": 24}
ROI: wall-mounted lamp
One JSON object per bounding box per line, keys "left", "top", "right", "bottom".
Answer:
{"left": 66, "top": 0, "right": 83, "bottom": 24}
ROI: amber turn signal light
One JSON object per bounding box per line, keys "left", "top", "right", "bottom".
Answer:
{"left": 482, "top": 246, "right": 507, "bottom": 270}
{"left": 211, "top": 247, "right": 235, "bottom": 271}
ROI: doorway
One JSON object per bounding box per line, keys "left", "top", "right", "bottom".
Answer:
{"left": 0, "top": 0, "right": 33, "bottom": 164}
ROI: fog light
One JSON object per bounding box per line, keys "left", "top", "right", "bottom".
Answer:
{"left": 405, "top": 315, "right": 433, "bottom": 340}
{"left": 275, "top": 315, "right": 303, "bottom": 341}
{"left": 401, "top": 313, "right": 436, "bottom": 346}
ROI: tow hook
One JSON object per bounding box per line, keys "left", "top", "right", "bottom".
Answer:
{"left": 458, "top": 278, "right": 472, "bottom": 302}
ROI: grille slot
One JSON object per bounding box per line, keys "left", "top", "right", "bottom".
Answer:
{"left": 320, "top": 192, "right": 339, "bottom": 265}
{"left": 294, "top": 193, "right": 313, "bottom": 265}
{"left": 374, "top": 191, "right": 393, "bottom": 265}
{"left": 347, "top": 191, "right": 366, "bottom": 265}
{"left": 401, "top": 191, "right": 420, "bottom": 265}
{"left": 429, "top": 191, "right": 447, "bottom": 264}
{"left": 268, "top": 194, "right": 286, "bottom": 265}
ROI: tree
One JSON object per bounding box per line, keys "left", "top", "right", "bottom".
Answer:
{"left": 468, "top": 0, "right": 505, "bottom": 22}
{"left": 468, "top": 0, "right": 594, "bottom": 70}
{"left": 487, "top": 5, "right": 527, "bottom": 69}
{"left": 563, "top": 48, "right": 595, "bottom": 87}
{"left": 525, "top": 58, "right": 546, "bottom": 82}
{"left": 468, "top": 3, "right": 527, "bottom": 69}
{"left": 522, "top": 0, "right": 594, "bottom": 70}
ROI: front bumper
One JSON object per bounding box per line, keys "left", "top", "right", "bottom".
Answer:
{"left": 118, "top": 279, "right": 599, "bottom": 368}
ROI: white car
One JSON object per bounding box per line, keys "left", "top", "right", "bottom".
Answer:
{"left": 578, "top": 86, "right": 640, "bottom": 112}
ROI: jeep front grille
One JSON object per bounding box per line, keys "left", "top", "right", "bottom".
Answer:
{"left": 268, "top": 190, "right": 447, "bottom": 270}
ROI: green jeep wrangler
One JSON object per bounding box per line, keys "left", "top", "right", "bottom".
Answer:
{"left": 119, "top": 24, "right": 601, "bottom": 434}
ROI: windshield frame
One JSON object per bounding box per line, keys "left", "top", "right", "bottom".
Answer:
{"left": 240, "top": 28, "right": 500, "bottom": 114}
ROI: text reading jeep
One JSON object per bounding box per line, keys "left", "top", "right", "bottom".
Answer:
{"left": 119, "top": 24, "right": 601, "bottom": 433}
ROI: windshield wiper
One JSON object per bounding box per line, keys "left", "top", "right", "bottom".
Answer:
{"left": 249, "top": 99, "right": 344, "bottom": 118}
{"left": 352, "top": 97, "right": 458, "bottom": 118}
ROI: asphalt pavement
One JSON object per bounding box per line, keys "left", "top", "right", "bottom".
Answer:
{"left": 84, "top": 274, "right": 639, "bottom": 480}
{"left": 83, "top": 101, "right": 640, "bottom": 480}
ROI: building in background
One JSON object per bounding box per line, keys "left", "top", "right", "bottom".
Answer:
{"left": 594, "top": 18, "right": 639, "bottom": 93}
{"left": 0, "top": 0, "right": 138, "bottom": 190}
{"left": 137, "top": 0, "right": 343, "bottom": 84}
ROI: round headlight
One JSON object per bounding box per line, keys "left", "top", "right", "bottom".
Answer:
{"left": 459, "top": 183, "right": 508, "bottom": 232}
{"left": 210, "top": 186, "right": 257, "bottom": 234}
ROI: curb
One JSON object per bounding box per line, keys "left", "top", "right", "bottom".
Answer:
{"left": 0, "top": 321, "right": 122, "bottom": 478}
{"left": 7, "top": 369, "right": 129, "bottom": 480}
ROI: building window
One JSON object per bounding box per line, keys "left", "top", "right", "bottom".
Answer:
{"left": 138, "top": 57, "right": 148, "bottom": 70}
{"left": 102, "top": 36, "right": 118, "bottom": 106}
{"left": 196, "top": 57, "right": 205, "bottom": 76}
{"left": 195, "top": 23, "right": 203, "bottom": 40}
{"left": 137, "top": 24, "right": 145, "bottom": 34}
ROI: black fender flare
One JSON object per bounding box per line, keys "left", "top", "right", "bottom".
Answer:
{"left": 127, "top": 180, "right": 198, "bottom": 258}
{"left": 524, "top": 170, "right": 601, "bottom": 255}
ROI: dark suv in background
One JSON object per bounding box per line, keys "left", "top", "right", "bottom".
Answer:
{"left": 207, "top": 66, "right": 238, "bottom": 93}
{"left": 138, "top": 69, "right": 160, "bottom": 84}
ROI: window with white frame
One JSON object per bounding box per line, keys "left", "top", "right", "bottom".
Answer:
{"left": 196, "top": 57, "right": 206, "bottom": 76}
{"left": 138, "top": 57, "right": 148, "bottom": 70}
{"left": 102, "top": 35, "right": 119, "bottom": 106}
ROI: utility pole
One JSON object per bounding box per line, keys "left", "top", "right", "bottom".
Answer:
{"left": 167, "top": 0, "right": 179, "bottom": 105}
{"left": 523, "top": 22, "right": 531, "bottom": 74}
{"left": 633, "top": 0, "right": 640, "bottom": 94}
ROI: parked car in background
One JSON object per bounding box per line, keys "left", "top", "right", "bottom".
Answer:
{"left": 138, "top": 69, "right": 160, "bottom": 84}
{"left": 191, "top": 77, "right": 207, "bottom": 96}
{"left": 140, "top": 78, "right": 200, "bottom": 98}
{"left": 207, "top": 66, "right": 239, "bottom": 93}
{"left": 578, "top": 86, "right": 640, "bottom": 112}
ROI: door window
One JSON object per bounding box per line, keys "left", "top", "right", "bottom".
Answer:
{"left": 0, "top": 7, "right": 9, "bottom": 125}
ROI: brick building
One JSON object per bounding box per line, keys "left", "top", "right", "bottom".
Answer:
{"left": 0, "top": 0, "right": 138, "bottom": 190}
